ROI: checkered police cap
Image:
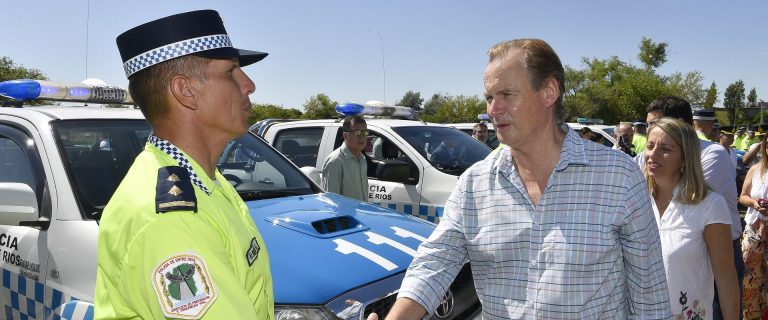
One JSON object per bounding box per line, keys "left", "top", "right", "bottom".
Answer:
{"left": 116, "top": 10, "right": 267, "bottom": 78}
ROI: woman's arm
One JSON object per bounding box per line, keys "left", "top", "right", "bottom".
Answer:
{"left": 704, "top": 223, "right": 739, "bottom": 320}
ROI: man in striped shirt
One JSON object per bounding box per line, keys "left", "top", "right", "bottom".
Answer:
{"left": 376, "top": 39, "right": 671, "bottom": 320}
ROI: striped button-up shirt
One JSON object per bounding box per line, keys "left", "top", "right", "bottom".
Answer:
{"left": 398, "top": 130, "right": 671, "bottom": 319}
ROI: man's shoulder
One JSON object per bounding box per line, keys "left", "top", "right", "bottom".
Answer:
{"left": 699, "top": 139, "right": 729, "bottom": 157}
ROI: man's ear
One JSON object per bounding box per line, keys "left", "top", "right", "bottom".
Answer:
{"left": 169, "top": 74, "right": 199, "bottom": 110}
{"left": 542, "top": 77, "right": 559, "bottom": 106}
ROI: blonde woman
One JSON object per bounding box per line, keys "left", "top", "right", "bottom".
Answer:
{"left": 739, "top": 135, "right": 768, "bottom": 319}
{"left": 644, "top": 118, "right": 739, "bottom": 320}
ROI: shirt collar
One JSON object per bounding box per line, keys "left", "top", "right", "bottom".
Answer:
{"left": 148, "top": 132, "right": 212, "bottom": 195}
{"left": 495, "top": 128, "right": 588, "bottom": 176}
{"left": 339, "top": 142, "right": 361, "bottom": 160}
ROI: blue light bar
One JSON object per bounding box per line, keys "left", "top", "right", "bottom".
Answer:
{"left": 0, "top": 79, "right": 134, "bottom": 104}
{"left": 335, "top": 103, "right": 365, "bottom": 116}
{"left": 335, "top": 101, "right": 416, "bottom": 119}
{"left": 477, "top": 113, "right": 490, "bottom": 121}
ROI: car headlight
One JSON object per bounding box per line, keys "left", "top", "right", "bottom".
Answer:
{"left": 275, "top": 305, "right": 337, "bottom": 320}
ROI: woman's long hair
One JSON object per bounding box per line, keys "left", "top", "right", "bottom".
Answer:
{"left": 643, "top": 118, "right": 708, "bottom": 204}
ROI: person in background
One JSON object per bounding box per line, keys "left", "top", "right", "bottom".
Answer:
{"left": 372, "top": 38, "right": 671, "bottom": 320}
{"left": 96, "top": 10, "right": 274, "bottom": 319}
{"left": 693, "top": 109, "right": 717, "bottom": 141}
{"left": 640, "top": 96, "right": 742, "bottom": 320}
{"left": 472, "top": 122, "right": 494, "bottom": 148}
{"left": 739, "top": 133, "right": 768, "bottom": 319}
{"left": 321, "top": 115, "right": 369, "bottom": 202}
{"left": 579, "top": 126, "right": 594, "bottom": 140}
{"left": 719, "top": 130, "right": 738, "bottom": 169}
{"left": 743, "top": 132, "right": 766, "bottom": 168}
{"left": 734, "top": 127, "right": 747, "bottom": 150}
{"left": 632, "top": 121, "right": 648, "bottom": 155}
{"left": 614, "top": 121, "right": 636, "bottom": 157}
{"left": 644, "top": 118, "right": 739, "bottom": 320}
{"left": 741, "top": 127, "right": 758, "bottom": 151}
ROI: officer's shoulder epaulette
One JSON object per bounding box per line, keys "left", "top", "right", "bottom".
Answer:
{"left": 155, "top": 166, "right": 197, "bottom": 213}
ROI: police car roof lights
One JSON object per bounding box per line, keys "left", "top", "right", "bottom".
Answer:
{"left": 0, "top": 79, "right": 134, "bottom": 104}
{"left": 335, "top": 101, "right": 416, "bottom": 120}
{"left": 477, "top": 113, "right": 490, "bottom": 121}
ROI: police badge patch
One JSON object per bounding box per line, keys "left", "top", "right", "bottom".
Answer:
{"left": 246, "top": 237, "right": 260, "bottom": 266}
{"left": 152, "top": 253, "right": 217, "bottom": 319}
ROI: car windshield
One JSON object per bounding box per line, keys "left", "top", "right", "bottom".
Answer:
{"left": 393, "top": 126, "right": 491, "bottom": 176}
{"left": 52, "top": 120, "right": 316, "bottom": 220}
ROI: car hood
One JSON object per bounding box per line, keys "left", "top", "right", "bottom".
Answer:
{"left": 246, "top": 192, "right": 435, "bottom": 304}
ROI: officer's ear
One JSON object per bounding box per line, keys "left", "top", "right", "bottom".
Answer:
{"left": 169, "top": 74, "right": 200, "bottom": 111}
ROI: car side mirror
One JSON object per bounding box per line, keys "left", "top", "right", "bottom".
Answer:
{"left": 375, "top": 161, "right": 411, "bottom": 184}
{"left": 300, "top": 166, "right": 322, "bottom": 188}
{"left": 0, "top": 183, "right": 43, "bottom": 228}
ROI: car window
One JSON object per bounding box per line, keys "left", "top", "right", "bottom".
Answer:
{"left": 274, "top": 127, "right": 323, "bottom": 168}
{"left": 218, "top": 134, "right": 316, "bottom": 200}
{"left": 364, "top": 132, "right": 420, "bottom": 185}
{"left": 53, "top": 120, "right": 150, "bottom": 219}
{"left": 393, "top": 126, "right": 491, "bottom": 176}
{"left": 0, "top": 137, "right": 35, "bottom": 189}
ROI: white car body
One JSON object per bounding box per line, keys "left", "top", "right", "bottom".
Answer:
{"left": 257, "top": 119, "right": 491, "bottom": 223}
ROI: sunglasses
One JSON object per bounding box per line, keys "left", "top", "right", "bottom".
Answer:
{"left": 344, "top": 129, "right": 369, "bottom": 137}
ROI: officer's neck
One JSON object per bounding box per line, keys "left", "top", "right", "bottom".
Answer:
{"left": 153, "top": 127, "right": 227, "bottom": 180}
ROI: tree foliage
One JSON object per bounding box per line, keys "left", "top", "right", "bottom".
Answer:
{"left": 637, "top": 37, "right": 668, "bottom": 70}
{"left": 723, "top": 80, "right": 745, "bottom": 125}
{"left": 703, "top": 82, "right": 718, "bottom": 109}
{"left": 421, "top": 95, "right": 485, "bottom": 123}
{"left": 396, "top": 90, "right": 424, "bottom": 110}
{"left": 248, "top": 103, "right": 303, "bottom": 124}
{"left": 0, "top": 56, "right": 48, "bottom": 106}
{"left": 302, "top": 93, "right": 338, "bottom": 119}
{"left": 748, "top": 87, "right": 758, "bottom": 105}
{"left": 423, "top": 92, "right": 450, "bottom": 116}
{"left": 562, "top": 38, "right": 709, "bottom": 124}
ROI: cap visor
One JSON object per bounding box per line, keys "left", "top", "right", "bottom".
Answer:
{"left": 193, "top": 47, "right": 268, "bottom": 67}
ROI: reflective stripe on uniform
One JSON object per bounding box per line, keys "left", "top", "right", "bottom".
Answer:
{"left": 0, "top": 269, "right": 92, "bottom": 320}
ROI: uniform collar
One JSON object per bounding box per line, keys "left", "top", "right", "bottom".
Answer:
{"left": 148, "top": 132, "right": 213, "bottom": 195}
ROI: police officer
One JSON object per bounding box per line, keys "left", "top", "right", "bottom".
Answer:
{"left": 95, "top": 10, "right": 273, "bottom": 319}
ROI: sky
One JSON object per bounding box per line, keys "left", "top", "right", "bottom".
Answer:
{"left": 3, "top": 1, "right": 767, "bottom": 110}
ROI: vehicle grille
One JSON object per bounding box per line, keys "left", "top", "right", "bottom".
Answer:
{"left": 363, "top": 292, "right": 397, "bottom": 319}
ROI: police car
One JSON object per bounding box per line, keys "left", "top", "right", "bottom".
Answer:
{"left": 255, "top": 102, "right": 492, "bottom": 223}
{"left": 0, "top": 80, "right": 480, "bottom": 320}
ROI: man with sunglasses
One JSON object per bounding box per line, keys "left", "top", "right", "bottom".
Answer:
{"left": 321, "top": 115, "right": 369, "bottom": 202}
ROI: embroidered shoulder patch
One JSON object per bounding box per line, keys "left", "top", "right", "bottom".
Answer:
{"left": 152, "top": 253, "right": 217, "bottom": 319}
{"left": 156, "top": 166, "right": 197, "bottom": 213}
{"left": 246, "top": 237, "right": 260, "bottom": 266}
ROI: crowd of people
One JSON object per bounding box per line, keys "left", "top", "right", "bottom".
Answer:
{"left": 94, "top": 8, "right": 768, "bottom": 320}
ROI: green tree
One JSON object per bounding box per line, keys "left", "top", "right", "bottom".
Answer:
{"left": 248, "top": 103, "right": 303, "bottom": 124}
{"left": 0, "top": 56, "right": 48, "bottom": 106}
{"left": 396, "top": 90, "right": 424, "bottom": 111}
{"left": 302, "top": 93, "right": 337, "bottom": 119}
{"left": 702, "top": 82, "right": 718, "bottom": 109}
{"left": 563, "top": 56, "right": 669, "bottom": 124}
{"left": 637, "top": 37, "right": 668, "bottom": 70}
{"left": 748, "top": 87, "right": 758, "bottom": 106}
{"left": 423, "top": 92, "right": 449, "bottom": 116}
{"left": 666, "top": 71, "right": 706, "bottom": 107}
{"left": 723, "top": 80, "right": 745, "bottom": 125}
{"left": 422, "top": 95, "right": 485, "bottom": 123}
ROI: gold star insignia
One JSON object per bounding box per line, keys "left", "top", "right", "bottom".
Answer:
{"left": 167, "top": 174, "right": 181, "bottom": 182}
{"left": 168, "top": 185, "right": 183, "bottom": 197}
